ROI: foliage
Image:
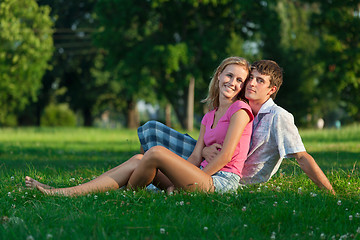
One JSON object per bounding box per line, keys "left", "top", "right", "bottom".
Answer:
{"left": 94, "top": 0, "right": 253, "bottom": 128}
{"left": 305, "top": 0, "right": 360, "bottom": 123}
{"left": 0, "top": 0, "right": 53, "bottom": 125}
{"left": 40, "top": 103, "right": 77, "bottom": 127}
{"left": 28, "top": 0, "right": 108, "bottom": 127}
{"left": 0, "top": 126, "right": 359, "bottom": 239}
{"left": 5, "top": 0, "right": 360, "bottom": 127}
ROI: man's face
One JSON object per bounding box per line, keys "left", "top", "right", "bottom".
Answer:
{"left": 245, "top": 69, "right": 276, "bottom": 103}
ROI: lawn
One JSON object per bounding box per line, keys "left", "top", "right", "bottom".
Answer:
{"left": 0, "top": 125, "right": 359, "bottom": 239}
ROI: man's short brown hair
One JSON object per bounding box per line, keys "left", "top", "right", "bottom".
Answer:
{"left": 251, "top": 60, "right": 283, "bottom": 100}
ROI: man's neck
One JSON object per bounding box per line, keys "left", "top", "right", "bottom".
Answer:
{"left": 249, "top": 98, "right": 270, "bottom": 116}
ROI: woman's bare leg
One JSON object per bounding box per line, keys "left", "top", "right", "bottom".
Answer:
{"left": 33, "top": 154, "right": 144, "bottom": 196}
{"left": 128, "top": 146, "right": 214, "bottom": 192}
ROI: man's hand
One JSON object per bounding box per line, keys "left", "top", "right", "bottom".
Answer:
{"left": 202, "top": 143, "right": 222, "bottom": 163}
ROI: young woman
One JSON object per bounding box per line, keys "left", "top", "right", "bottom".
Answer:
{"left": 26, "top": 56, "right": 254, "bottom": 195}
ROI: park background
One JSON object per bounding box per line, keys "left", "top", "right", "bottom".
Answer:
{"left": 1, "top": 1, "right": 360, "bottom": 239}
{"left": 1, "top": 0, "right": 359, "bottom": 130}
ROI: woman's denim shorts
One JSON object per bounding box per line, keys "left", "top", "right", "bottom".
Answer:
{"left": 211, "top": 171, "right": 241, "bottom": 193}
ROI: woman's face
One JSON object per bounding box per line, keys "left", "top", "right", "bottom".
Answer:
{"left": 218, "top": 64, "right": 248, "bottom": 102}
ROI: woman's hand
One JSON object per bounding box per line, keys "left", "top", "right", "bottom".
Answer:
{"left": 202, "top": 143, "right": 222, "bottom": 163}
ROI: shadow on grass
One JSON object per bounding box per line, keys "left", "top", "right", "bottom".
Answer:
{"left": 264, "top": 150, "right": 359, "bottom": 175}
{"left": 1, "top": 144, "right": 358, "bottom": 175}
{"left": 0, "top": 146, "right": 139, "bottom": 173}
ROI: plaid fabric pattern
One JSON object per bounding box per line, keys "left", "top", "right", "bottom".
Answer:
{"left": 137, "top": 120, "right": 197, "bottom": 160}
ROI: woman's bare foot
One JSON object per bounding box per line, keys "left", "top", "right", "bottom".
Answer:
{"left": 25, "top": 176, "right": 53, "bottom": 189}
{"left": 36, "top": 185, "right": 74, "bottom": 197}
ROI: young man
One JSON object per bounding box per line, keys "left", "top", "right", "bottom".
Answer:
{"left": 138, "top": 60, "right": 335, "bottom": 194}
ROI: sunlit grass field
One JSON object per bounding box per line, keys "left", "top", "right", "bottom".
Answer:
{"left": 1, "top": 125, "right": 359, "bottom": 239}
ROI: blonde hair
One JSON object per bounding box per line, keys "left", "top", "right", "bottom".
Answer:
{"left": 202, "top": 56, "right": 250, "bottom": 110}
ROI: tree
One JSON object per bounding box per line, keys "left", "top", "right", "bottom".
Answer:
{"left": 0, "top": 0, "right": 53, "bottom": 125}
{"left": 95, "top": 0, "right": 250, "bottom": 129}
{"left": 306, "top": 0, "right": 360, "bottom": 124}
{"left": 241, "top": 0, "right": 321, "bottom": 126}
{"left": 29, "top": 0, "right": 105, "bottom": 127}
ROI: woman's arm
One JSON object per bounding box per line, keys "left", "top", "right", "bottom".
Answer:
{"left": 186, "top": 124, "right": 206, "bottom": 167}
{"left": 202, "top": 109, "right": 250, "bottom": 175}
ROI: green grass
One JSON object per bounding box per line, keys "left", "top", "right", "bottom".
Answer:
{"left": 1, "top": 126, "right": 359, "bottom": 239}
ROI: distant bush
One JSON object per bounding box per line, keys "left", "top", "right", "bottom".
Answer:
{"left": 41, "top": 103, "right": 76, "bottom": 127}
{"left": 1, "top": 114, "right": 18, "bottom": 127}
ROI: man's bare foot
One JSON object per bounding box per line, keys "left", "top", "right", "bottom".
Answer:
{"left": 25, "top": 176, "right": 53, "bottom": 189}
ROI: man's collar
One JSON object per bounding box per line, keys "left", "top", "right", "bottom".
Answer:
{"left": 258, "top": 98, "right": 274, "bottom": 114}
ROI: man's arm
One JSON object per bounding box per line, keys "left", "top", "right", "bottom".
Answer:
{"left": 291, "top": 151, "right": 335, "bottom": 195}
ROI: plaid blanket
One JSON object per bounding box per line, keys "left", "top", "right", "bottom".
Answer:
{"left": 137, "top": 120, "right": 197, "bottom": 160}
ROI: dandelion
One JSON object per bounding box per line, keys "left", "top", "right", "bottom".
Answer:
{"left": 320, "top": 233, "right": 326, "bottom": 239}
{"left": 349, "top": 215, "right": 353, "bottom": 221}
{"left": 203, "top": 226, "right": 208, "bottom": 231}
{"left": 242, "top": 206, "right": 247, "bottom": 212}
{"left": 11, "top": 176, "right": 14, "bottom": 181}
{"left": 26, "top": 235, "right": 34, "bottom": 240}
{"left": 160, "top": 228, "right": 165, "bottom": 234}
{"left": 337, "top": 200, "right": 342, "bottom": 206}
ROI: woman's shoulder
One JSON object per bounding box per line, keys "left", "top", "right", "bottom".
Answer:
{"left": 228, "top": 100, "right": 251, "bottom": 112}
{"left": 228, "top": 100, "right": 253, "bottom": 120}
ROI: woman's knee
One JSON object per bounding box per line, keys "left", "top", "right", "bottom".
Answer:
{"left": 143, "top": 146, "right": 167, "bottom": 163}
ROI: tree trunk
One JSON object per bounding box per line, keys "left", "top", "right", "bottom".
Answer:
{"left": 127, "top": 99, "right": 139, "bottom": 129}
{"left": 165, "top": 103, "right": 172, "bottom": 127}
{"left": 186, "top": 76, "right": 195, "bottom": 131}
{"left": 83, "top": 107, "right": 93, "bottom": 126}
